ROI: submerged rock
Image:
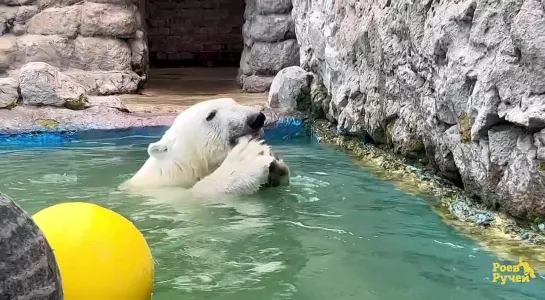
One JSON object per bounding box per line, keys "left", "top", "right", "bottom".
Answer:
{"left": 448, "top": 197, "right": 495, "bottom": 226}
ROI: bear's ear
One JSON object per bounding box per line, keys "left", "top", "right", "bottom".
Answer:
{"left": 148, "top": 140, "right": 169, "bottom": 158}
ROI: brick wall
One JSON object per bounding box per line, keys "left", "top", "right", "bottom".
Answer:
{"left": 146, "top": 0, "right": 244, "bottom": 67}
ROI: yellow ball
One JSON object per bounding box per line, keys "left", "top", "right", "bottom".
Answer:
{"left": 32, "top": 202, "right": 154, "bottom": 300}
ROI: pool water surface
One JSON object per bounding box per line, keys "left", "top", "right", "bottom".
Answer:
{"left": 0, "top": 128, "right": 543, "bottom": 300}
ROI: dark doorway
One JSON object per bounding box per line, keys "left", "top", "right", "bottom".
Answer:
{"left": 146, "top": 0, "right": 244, "bottom": 68}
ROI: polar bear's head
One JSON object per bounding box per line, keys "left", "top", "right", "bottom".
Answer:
{"left": 145, "top": 98, "right": 266, "bottom": 185}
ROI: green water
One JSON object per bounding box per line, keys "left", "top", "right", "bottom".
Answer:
{"left": 0, "top": 133, "right": 543, "bottom": 300}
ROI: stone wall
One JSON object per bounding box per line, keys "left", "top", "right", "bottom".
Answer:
{"left": 291, "top": 0, "right": 545, "bottom": 219}
{"left": 238, "top": 0, "right": 300, "bottom": 92}
{"left": 0, "top": 0, "right": 148, "bottom": 107}
{"left": 146, "top": 0, "right": 245, "bottom": 66}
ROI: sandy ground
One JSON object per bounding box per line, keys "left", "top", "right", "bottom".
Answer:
{"left": 119, "top": 67, "right": 267, "bottom": 114}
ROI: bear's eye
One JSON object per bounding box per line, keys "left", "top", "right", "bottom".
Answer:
{"left": 206, "top": 110, "right": 217, "bottom": 121}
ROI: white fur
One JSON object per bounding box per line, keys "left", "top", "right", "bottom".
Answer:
{"left": 191, "top": 137, "right": 276, "bottom": 196}
{"left": 121, "top": 98, "right": 269, "bottom": 193}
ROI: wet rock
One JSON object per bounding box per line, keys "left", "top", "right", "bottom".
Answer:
{"left": 26, "top": 5, "right": 81, "bottom": 38}
{"left": 19, "top": 61, "right": 87, "bottom": 107}
{"left": 64, "top": 94, "right": 90, "bottom": 110}
{"left": 337, "top": 99, "right": 366, "bottom": 136}
{"left": 0, "top": 105, "right": 174, "bottom": 134}
{"left": 64, "top": 70, "right": 141, "bottom": 95}
{"left": 241, "top": 75, "right": 274, "bottom": 93}
{"left": 0, "top": 77, "right": 19, "bottom": 108}
{"left": 309, "top": 76, "right": 331, "bottom": 119}
{"left": 268, "top": 66, "right": 312, "bottom": 113}
{"left": 390, "top": 116, "right": 425, "bottom": 157}
{"left": 80, "top": 2, "right": 137, "bottom": 38}
{"left": 449, "top": 197, "right": 495, "bottom": 226}
{"left": 0, "top": 193, "right": 63, "bottom": 299}
{"left": 243, "top": 14, "right": 295, "bottom": 44}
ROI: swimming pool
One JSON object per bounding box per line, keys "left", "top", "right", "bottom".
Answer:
{"left": 0, "top": 125, "right": 543, "bottom": 300}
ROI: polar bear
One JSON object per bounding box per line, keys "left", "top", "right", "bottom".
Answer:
{"left": 121, "top": 98, "right": 289, "bottom": 196}
{"left": 191, "top": 136, "right": 290, "bottom": 196}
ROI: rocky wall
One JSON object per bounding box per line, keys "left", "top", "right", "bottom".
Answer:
{"left": 239, "top": 0, "right": 300, "bottom": 92}
{"left": 291, "top": 0, "right": 545, "bottom": 219}
{"left": 146, "top": 0, "right": 244, "bottom": 65}
{"left": 0, "top": 0, "right": 148, "bottom": 108}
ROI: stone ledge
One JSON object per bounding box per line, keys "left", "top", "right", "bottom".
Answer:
{"left": 0, "top": 102, "right": 300, "bottom": 135}
{"left": 0, "top": 105, "right": 175, "bottom": 134}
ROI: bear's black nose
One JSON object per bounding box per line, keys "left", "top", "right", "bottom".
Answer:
{"left": 248, "top": 112, "right": 266, "bottom": 130}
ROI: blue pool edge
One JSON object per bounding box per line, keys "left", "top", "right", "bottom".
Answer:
{"left": 0, "top": 117, "right": 311, "bottom": 147}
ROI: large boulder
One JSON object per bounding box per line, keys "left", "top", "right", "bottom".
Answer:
{"left": 243, "top": 14, "right": 295, "bottom": 44}
{"left": 14, "top": 35, "right": 74, "bottom": 69}
{"left": 19, "top": 61, "right": 88, "bottom": 107}
{"left": 0, "top": 193, "right": 63, "bottom": 299}
{"left": 72, "top": 36, "right": 132, "bottom": 71}
{"left": 26, "top": 5, "right": 81, "bottom": 38}
{"left": 241, "top": 40, "right": 300, "bottom": 76}
{"left": 80, "top": 2, "right": 137, "bottom": 38}
{"left": 268, "top": 66, "right": 312, "bottom": 112}
{"left": 64, "top": 70, "right": 141, "bottom": 95}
